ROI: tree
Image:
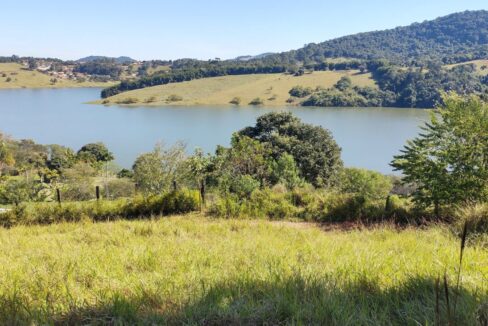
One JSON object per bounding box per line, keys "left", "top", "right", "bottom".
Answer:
{"left": 47, "top": 144, "right": 76, "bottom": 171}
{"left": 77, "top": 143, "right": 114, "bottom": 163}
{"left": 239, "top": 112, "right": 343, "bottom": 187}
{"left": 335, "top": 76, "right": 352, "bottom": 91}
{"left": 132, "top": 142, "right": 187, "bottom": 194}
{"left": 0, "top": 139, "right": 15, "bottom": 176}
{"left": 27, "top": 58, "right": 38, "bottom": 71}
{"left": 391, "top": 94, "right": 488, "bottom": 214}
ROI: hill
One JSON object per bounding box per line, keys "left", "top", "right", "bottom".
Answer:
{"left": 263, "top": 10, "right": 488, "bottom": 65}
{"left": 77, "top": 55, "right": 136, "bottom": 64}
{"left": 99, "top": 11, "right": 488, "bottom": 107}
{"left": 0, "top": 63, "right": 116, "bottom": 89}
{"left": 95, "top": 70, "right": 375, "bottom": 106}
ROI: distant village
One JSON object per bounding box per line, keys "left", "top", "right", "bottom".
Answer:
{"left": 18, "top": 57, "right": 143, "bottom": 82}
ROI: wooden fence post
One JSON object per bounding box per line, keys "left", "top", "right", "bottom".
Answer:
{"left": 96, "top": 186, "right": 100, "bottom": 201}
{"left": 56, "top": 188, "right": 61, "bottom": 204}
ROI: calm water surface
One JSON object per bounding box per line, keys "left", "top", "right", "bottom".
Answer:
{"left": 0, "top": 88, "right": 430, "bottom": 173}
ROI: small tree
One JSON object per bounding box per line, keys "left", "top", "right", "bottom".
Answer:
{"left": 77, "top": 143, "right": 114, "bottom": 164}
{"left": 391, "top": 93, "right": 488, "bottom": 214}
{"left": 335, "top": 76, "right": 352, "bottom": 91}
{"left": 133, "top": 142, "right": 187, "bottom": 194}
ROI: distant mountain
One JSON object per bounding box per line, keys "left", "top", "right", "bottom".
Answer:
{"left": 234, "top": 53, "right": 275, "bottom": 61}
{"left": 77, "top": 56, "right": 136, "bottom": 64}
{"left": 263, "top": 10, "right": 488, "bottom": 65}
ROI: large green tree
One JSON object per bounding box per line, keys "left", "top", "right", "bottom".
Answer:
{"left": 391, "top": 94, "right": 488, "bottom": 214}
{"left": 77, "top": 143, "right": 114, "bottom": 164}
{"left": 238, "top": 112, "right": 343, "bottom": 187}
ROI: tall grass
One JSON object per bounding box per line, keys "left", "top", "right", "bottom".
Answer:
{"left": 0, "top": 189, "right": 201, "bottom": 227}
{"left": 0, "top": 217, "right": 486, "bottom": 324}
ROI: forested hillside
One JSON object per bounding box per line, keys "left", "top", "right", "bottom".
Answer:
{"left": 262, "top": 10, "right": 488, "bottom": 65}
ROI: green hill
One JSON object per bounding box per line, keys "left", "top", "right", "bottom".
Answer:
{"left": 263, "top": 10, "right": 488, "bottom": 65}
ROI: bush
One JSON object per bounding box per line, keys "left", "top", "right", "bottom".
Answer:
{"left": 208, "top": 188, "right": 297, "bottom": 220}
{"left": 103, "top": 178, "right": 135, "bottom": 199}
{"left": 454, "top": 204, "right": 488, "bottom": 234}
{"left": 167, "top": 94, "right": 183, "bottom": 102}
{"left": 0, "top": 190, "right": 201, "bottom": 227}
{"left": 124, "top": 190, "right": 201, "bottom": 217}
{"left": 289, "top": 85, "right": 313, "bottom": 98}
{"left": 0, "top": 179, "right": 47, "bottom": 205}
{"left": 249, "top": 97, "right": 264, "bottom": 105}
{"left": 144, "top": 96, "right": 157, "bottom": 103}
{"left": 338, "top": 168, "right": 392, "bottom": 200}
{"left": 229, "top": 97, "right": 241, "bottom": 105}
{"left": 116, "top": 97, "right": 139, "bottom": 104}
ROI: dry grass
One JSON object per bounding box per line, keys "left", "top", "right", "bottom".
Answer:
{"left": 97, "top": 70, "right": 376, "bottom": 106}
{"left": 0, "top": 215, "right": 486, "bottom": 324}
{"left": 0, "top": 63, "right": 116, "bottom": 89}
{"left": 444, "top": 59, "right": 488, "bottom": 76}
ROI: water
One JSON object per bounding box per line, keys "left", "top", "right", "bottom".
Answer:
{"left": 0, "top": 88, "right": 430, "bottom": 173}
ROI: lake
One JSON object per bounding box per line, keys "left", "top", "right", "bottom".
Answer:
{"left": 0, "top": 88, "right": 430, "bottom": 173}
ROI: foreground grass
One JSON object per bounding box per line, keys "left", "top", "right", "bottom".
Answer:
{"left": 0, "top": 215, "right": 486, "bottom": 325}
{"left": 0, "top": 63, "right": 115, "bottom": 89}
{"left": 96, "top": 70, "right": 376, "bottom": 107}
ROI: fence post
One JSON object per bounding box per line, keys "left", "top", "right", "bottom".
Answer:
{"left": 96, "top": 186, "right": 100, "bottom": 201}
{"left": 173, "top": 180, "right": 177, "bottom": 192}
{"left": 200, "top": 179, "right": 206, "bottom": 206}
{"left": 56, "top": 188, "right": 61, "bottom": 204}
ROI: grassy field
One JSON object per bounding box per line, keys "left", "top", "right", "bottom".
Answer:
{"left": 0, "top": 63, "right": 115, "bottom": 89}
{"left": 445, "top": 59, "right": 488, "bottom": 76}
{"left": 96, "top": 70, "right": 376, "bottom": 107}
{"left": 0, "top": 215, "right": 486, "bottom": 325}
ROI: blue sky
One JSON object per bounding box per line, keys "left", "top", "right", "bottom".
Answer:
{"left": 2, "top": 0, "right": 487, "bottom": 60}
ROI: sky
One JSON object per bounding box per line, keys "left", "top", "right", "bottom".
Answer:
{"left": 2, "top": 0, "right": 487, "bottom": 61}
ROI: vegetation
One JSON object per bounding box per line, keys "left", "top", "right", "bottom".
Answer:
{"left": 95, "top": 71, "right": 374, "bottom": 107}
{"left": 261, "top": 10, "right": 488, "bottom": 65}
{"left": 73, "top": 58, "right": 123, "bottom": 79}
{"left": 0, "top": 63, "right": 115, "bottom": 89}
{"left": 392, "top": 94, "right": 488, "bottom": 215}
{"left": 0, "top": 94, "right": 487, "bottom": 324}
{"left": 238, "top": 112, "right": 343, "bottom": 187}
{"left": 0, "top": 216, "right": 486, "bottom": 324}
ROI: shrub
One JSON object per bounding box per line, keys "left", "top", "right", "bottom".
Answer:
{"left": 144, "top": 96, "right": 157, "bottom": 103}
{"left": 229, "top": 97, "right": 241, "bottom": 105}
{"left": 0, "top": 190, "right": 201, "bottom": 227}
{"left": 102, "top": 178, "right": 135, "bottom": 199}
{"left": 249, "top": 97, "right": 264, "bottom": 105}
{"left": 208, "top": 188, "right": 297, "bottom": 220}
{"left": 0, "top": 179, "right": 47, "bottom": 205}
{"left": 289, "top": 85, "right": 313, "bottom": 98}
{"left": 454, "top": 204, "right": 488, "bottom": 234}
{"left": 116, "top": 97, "right": 139, "bottom": 104}
{"left": 338, "top": 168, "right": 392, "bottom": 200}
{"left": 167, "top": 94, "right": 183, "bottom": 102}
